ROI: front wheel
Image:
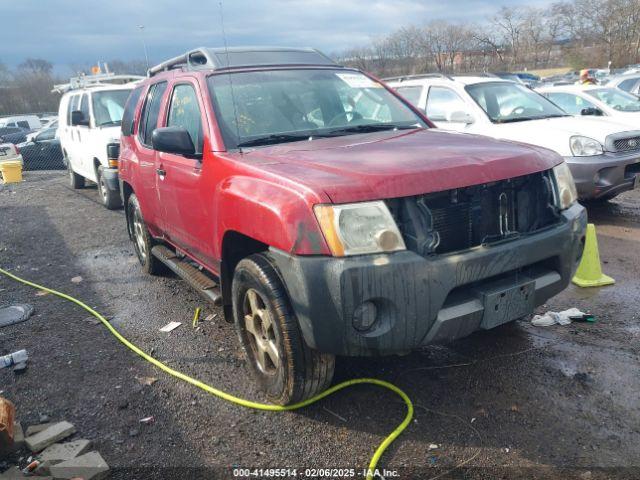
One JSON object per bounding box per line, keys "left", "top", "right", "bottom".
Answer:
{"left": 67, "top": 160, "right": 85, "bottom": 189}
{"left": 127, "top": 194, "right": 164, "bottom": 275}
{"left": 232, "top": 253, "right": 335, "bottom": 405}
{"left": 97, "top": 166, "right": 122, "bottom": 210}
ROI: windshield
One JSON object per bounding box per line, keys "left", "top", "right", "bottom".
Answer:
{"left": 586, "top": 88, "right": 640, "bottom": 112}
{"left": 91, "top": 89, "right": 132, "bottom": 127}
{"left": 207, "top": 69, "right": 427, "bottom": 149}
{"left": 466, "top": 81, "right": 567, "bottom": 123}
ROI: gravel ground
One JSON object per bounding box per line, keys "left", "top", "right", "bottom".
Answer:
{"left": 1, "top": 172, "right": 639, "bottom": 479}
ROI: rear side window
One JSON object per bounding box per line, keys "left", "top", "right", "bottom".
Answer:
{"left": 618, "top": 78, "right": 639, "bottom": 92}
{"left": 17, "top": 121, "right": 30, "bottom": 129}
{"left": 167, "top": 84, "right": 203, "bottom": 154}
{"left": 79, "top": 94, "right": 90, "bottom": 125}
{"left": 65, "top": 95, "right": 77, "bottom": 125}
{"left": 395, "top": 86, "right": 423, "bottom": 106}
{"left": 121, "top": 86, "right": 144, "bottom": 136}
{"left": 426, "top": 87, "right": 467, "bottom": 121}
{"left": 138, "top": 82, "right": 168, "bottom": 147}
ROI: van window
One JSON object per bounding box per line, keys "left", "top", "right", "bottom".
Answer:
{"left": 79, "top": 94, "right": 90, "bottom": 126}
{"left": 138, "top": 82, "right": 168, "bottom": 147}
{"left": 121, "top": 86, "right": 144, "bottom": 136}
{"left": 92, "top": 89, "right": 131, "bottom": 127}
{"left": 167, "top": 84, "right": 203, "bottom": 153}
{"left": 66, "top": 95, "right": 80, "bottom": 126}
{"left": 17, "top": 121, "right": 30, "bottom": 130}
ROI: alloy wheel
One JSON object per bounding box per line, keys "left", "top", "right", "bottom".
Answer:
{"left": 243, "top": 288, "right": 280, "bottom": 375}
{"left": 132, "top": 207, "right": 147, "bottom": 263}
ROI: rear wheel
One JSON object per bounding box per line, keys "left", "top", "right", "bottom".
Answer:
{"left": 127, "top": 194, "right": 163, "bottom": 275}
{"left": 232, "top": 253, "right": 335, "bottom": 405}
{"left": 67, "top": 161, "right": 85, "bottom": 189}
{"left": 97, "top": 166, "right": 122, "bottom": 210}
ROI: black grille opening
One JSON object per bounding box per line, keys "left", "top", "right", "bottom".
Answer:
{"left": 388, "top": 170, "right": 560, "bottom": 256}
{"left": 613, "top": 136, "right": 640, "bottom": 153}
{"left": 625, "top": 162, "right": 640, "bottom": 178}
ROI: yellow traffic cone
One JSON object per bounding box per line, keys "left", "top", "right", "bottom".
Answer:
{"left": 572, "top": 223, "right": 615, "bottom": 288}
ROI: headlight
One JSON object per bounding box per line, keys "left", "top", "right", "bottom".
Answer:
{"left": 570, "top": 136, "right": 603, "bottom": 156}
{"left": 314, "top": 201, "right": 406, "bottom": 256}
{"left": 552, "top": 162, "right": 578, "bottom": 209}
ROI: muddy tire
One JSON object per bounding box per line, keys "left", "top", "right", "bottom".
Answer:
{"left": 127, "top": 194, "right": 163, "bottom": 275}
{"left": 232, "top": 253, "right": 335, "bottom": 405}
{"left": 97, "top": 166, "right": 122, "bottom": 210}
{"left": 68, "top": 161, "right": 85, "bottom": 189}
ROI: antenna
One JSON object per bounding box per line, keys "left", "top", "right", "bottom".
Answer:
{"left": 219, "top": 1, "right": 243, "bottom": 153}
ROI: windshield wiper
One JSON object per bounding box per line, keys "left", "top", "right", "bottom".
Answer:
{"left": 236, "top": 133, "right": 312, "bottom": 148}
{"left": 497, "top": 113, "right": 568, "bottom": 124}
{"left": 323, "top": 123, "right": 420, "bottom": 137}
{"left": 98, "top": 120, "right": 121, "bottom": 127}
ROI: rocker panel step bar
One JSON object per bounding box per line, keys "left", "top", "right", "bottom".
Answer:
{"left": 151, "top": 245, "right": 222, "bottom": 306}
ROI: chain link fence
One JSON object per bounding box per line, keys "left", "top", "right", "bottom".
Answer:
{"left": 0, "top": 113, "right": 65, "bottom": 171}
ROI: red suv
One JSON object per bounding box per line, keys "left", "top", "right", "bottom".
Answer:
{"left": 118, "top": 47, "right": 587, "bottom": 405}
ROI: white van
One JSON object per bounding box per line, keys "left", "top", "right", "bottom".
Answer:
{"left": 0, "top": 115, "right": 42, "bottom": 131}
{"left": 57, "top": 74, "right": 142, "bottom": 209}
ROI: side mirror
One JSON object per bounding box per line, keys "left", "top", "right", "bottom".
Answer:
{"left": 580, "top": 107, "right": 603, "bottom": 116}
{"left": 71, "top": 110, "right": 89, "bottom": 126}
{"left": 448, "top": 110, "right": 475, "bottom": 124}
{"left": 152, "top": 126, "right": 197, "bottom": 157}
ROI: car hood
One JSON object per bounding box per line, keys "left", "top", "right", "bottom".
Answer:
{"left": 484, "top": 116, "right": 640, "bottom": 156}
{"left": 230, "top": 129, "right": 562, "bottom": 203}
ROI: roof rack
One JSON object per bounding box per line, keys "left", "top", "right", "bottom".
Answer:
{"left": 148, "top": 46, "right": 339, "bottom": 77}
{"left": 52, "top": 73, "right": 144, "bottom": 93}
{"left": 382, "top": 73, "right": 454, "bottom": 83}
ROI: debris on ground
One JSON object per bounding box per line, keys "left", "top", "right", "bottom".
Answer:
{"left": 192, "top": 307, "right": 201, "bottom": 328}
{"left": 0, "top": 351, "right": 28, "bottom": 371}
{"left": 428, "top": 443, "right": 438, "bottom": 450}
{"left": 531, "top": 308, "right": 586, "bottom": 327}
{"left": 139, "top": 416, "right": 154, "bottom": 424}
{"left": 0, "top": 398, "right": 16, "bottom": 453}
{"left": 136, "top": 376, "right": 158, "bottom": 386}
{"left": 70, "top": 276, "right": 83, "bottom": 284}
{"left": 25, "top": 423, "right": 53, "bottom": 436}
{"left": 40, "top": 439, "right": 92, "bottom": 463}
{"left": 48, "top": 451, "right": 109, "bottom": 480}
{"left": 159, "top": 321, "right": 181, "bottom": 333}
{"left": 25, "top": 421, "right": 76, "bottom": 452}
{"left": 0, "top": 304, "right": 33, "bottom": 328}
{"left": 13, "top": 422, "right": 24, "bottom": 449}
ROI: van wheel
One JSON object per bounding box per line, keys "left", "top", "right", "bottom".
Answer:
{"left": 97, "top": 166, "right": 122, "bottom": 210}
{"left": 127, "top": 194, "right": 163, "bottom": 275}
{"left": 232, "top": 253, "right": 335, "bottom": 405}
{"left": 68, "top": 161, "right": 85, "bottom": 189}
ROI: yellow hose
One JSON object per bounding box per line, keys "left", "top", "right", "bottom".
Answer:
{"left": 0, "top": 267, "right": 413, "bottom": 478}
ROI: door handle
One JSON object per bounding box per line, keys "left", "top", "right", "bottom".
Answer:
{"left": 156, "top": 168, "right": 166, "bottom": 176}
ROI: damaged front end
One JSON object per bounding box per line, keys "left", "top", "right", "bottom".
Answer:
{"left": 387, "top": 170, "right": 561, "bottom": 256}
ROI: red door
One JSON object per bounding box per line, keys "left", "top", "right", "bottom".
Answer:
{"left": 155, "top": 78, "right": 215, "bottom": 265}
{"left": 134, "top": 81, "right": 169, "bottom": 234}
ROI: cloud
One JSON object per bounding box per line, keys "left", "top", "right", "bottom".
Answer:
{"left": 2, "top": 0, "right": 554, "bottom": 72}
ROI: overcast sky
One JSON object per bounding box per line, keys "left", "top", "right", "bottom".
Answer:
{"left": 2, "top": 0, "right": 553, "bottom": 72}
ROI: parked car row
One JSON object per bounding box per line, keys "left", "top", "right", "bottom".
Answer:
{"left": 0, "top": 114, "right": 65, "bottom": 170}
{"left": 388, "top": 74, "right": 640, "bottom": 201}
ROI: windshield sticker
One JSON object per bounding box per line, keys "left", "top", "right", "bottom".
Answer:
{"left": 336, "top": 73, "right": 382, "bottom": 89}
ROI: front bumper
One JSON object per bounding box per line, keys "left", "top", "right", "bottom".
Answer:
{"left": 101, "top": 167, "right": 120, "bottom": 192}
{"left": 271, "top": 203, "right": 587, "bottom": 356}
{"left": 566, "top": 152, "right": 640, "bottom": 199}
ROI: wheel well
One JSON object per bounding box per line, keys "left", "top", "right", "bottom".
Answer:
{"left": 93, "top": 157, "right": 101, "bottom": 176}
{"left": 220, "top": 231, "right": 268, "bottom": 319}
{"left": 121, "top": 182, "right": 134, "bottom": 238}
